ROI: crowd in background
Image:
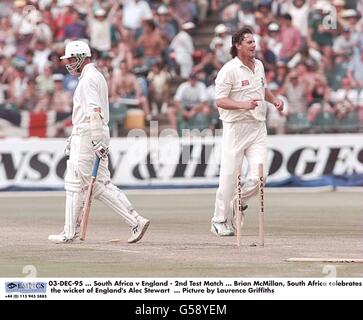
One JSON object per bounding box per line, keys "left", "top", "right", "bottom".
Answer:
{"left": 0, "top": 0, "right": 363, "bottom": 136}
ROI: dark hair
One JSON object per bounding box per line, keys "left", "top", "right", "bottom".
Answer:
{"left": 282, "top": 13, "right": 292, "bottom": 21}
{"left": 230, "top": 27, "right": 253, "bottom": 58}
{"left": 143, "top": 19, "right": 156, "bottom": 31}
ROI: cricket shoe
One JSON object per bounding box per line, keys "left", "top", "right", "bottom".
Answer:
{"left": 128, "top": 217, "right": 150, "bottom": 243}
{"left": 211, "top": 222, "right": 235, "bottom": 237}
{"left": 231, "top": 196, "right": 248, "bottom": 233}
{"left": 48, "top": 231, "right": 79, "bottom": 244}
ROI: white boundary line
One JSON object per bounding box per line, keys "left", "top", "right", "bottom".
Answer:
{"left": 0, "top": 186, "right": 361, "bottom": 198}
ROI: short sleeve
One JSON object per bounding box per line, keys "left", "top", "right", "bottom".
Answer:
{"left": 215, "top": 66, "right": 233, "bottom": 99}
{"left": 174, "top": 83, "right": 186, "bottom": 102}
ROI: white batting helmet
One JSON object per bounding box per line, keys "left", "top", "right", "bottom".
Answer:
{"left": 60, "top": 40, "right": 91, "bottom": 60}
{"left": 60, "top": 40, "right": 91, "bottom": 75}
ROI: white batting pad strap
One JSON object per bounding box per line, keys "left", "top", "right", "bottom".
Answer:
{"left": 97, "top": 183, "right": 138, "bottom": 227}
{"left": 90, "top": 110, "right": 104, "bottom": 142}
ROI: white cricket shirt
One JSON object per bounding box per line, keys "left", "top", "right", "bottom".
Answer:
{"left": 215, "top": 57, "right": 267, "bottom": 122}
{"left": 72, "top": 63, "right": 109, "bottom": 125}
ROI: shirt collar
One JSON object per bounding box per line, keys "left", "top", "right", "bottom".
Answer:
{"left": 234, "top": 56, "right": 257, "bottom": 71}
{"left": 79, "top": 63, "right": 94, "bottom": 79}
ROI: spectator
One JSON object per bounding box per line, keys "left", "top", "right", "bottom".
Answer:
{"left": 0, "top": 56, "right": 13, "bottom": 102}
{"left": 282, "top": 0, "right": 310, "bottom": 38}
{"left": 168, "top": 73, "right": 209, "bottom": 130}
{"left": 209, "top": 24, "right": 232, "bottom": 58}
{"left": 266, "top": 82, "right": 289, "bottom": 134}
{"left": 171, "top": 0, "right": 195, "bottom": 26}
{"left": 307, "top": 74, "right": 333, "bottom": 122}
{"left": 8, "top": 63, "right": 28, "bottom": 106}
{"left": 64, "top": 8, "right": 87, "bottom": 40}
{"left": 213, "top": 38, "right": 230, "bottom": 64}
{"left": 333, "top": 26, "right": 356, "bottom": 57}
{"left": 17, "top": 79, "right": 37, "bottom": 111}
{"left": 36, "top": 63, "right": 54, "bottom": 95}
{"left": 220, "top": 1, "right": 240, "bottom": 31}
{"left": 136, "top": 19, "right": 165, "bottom": 68}
{"left": 88, "top": 3, "right": 119, "bottom": 53}
{"left": 0, "top": 17, "right": 16, "bottom": 58}
{"left": 279, "top": 13, "right": 302, "bottom": 63}
{"left": 48, "top": 50, "right": 67, "bottom": 75}
{"left": 147, "top": 62, "right": 170, "bottom": 116}
{"left": 122, "top": 0, "right": 153, "bottom": 36}
{"left": 97, "top": 52, "right": 114, "bottom": 88}
{"left": 281, "top": 69, "right": 309, "bottom": 115}
{"left": 112, "top": 39, "right": 134, "bottom": 70}
{"left": 308, "top": 2, "right": 335, "bottom": 68}
{"left": 273, "top": 61, "right": 289, "bottom": 87}
{"left": 50, "top": 73, "right": 72, "bottom": 112}
{"left": 330, "top": 77, "right": 358, "bottom": 119}
{"left": 34, "top": 91, "right": 53, "bottom": 112}
{"left": 236, "top": 1, "right": 256, "bottom": 31}
{"left": 30, "top": 38, "right": 51, "bottom": 74}
{"left": 32, "top": 10, "right": 53, "bottom": 46}
{"left": 24, "top": 49, "right": 38, "bottom": 79}
{"left": 53, "top": 0, "right": 76, "bottom": 41}
{"left": 296, "top": 61, "right": 317, "bottom": 86}
{"left": 287, "top": 43, "right": 322, "bottom": 69}
{"left": 156, "top": 6, "right": 177, "bottom": 44}
{"left": 265, "top": 22, "right": 282, "bottom": 58}
{"left": 41, "top": 5, "right": 58, "bottom": 38}
{"left": 11, "top": 1, "right": 34, "bottom": 38}
{"left": 196, "top": 0, "right": 209, "bottom": 24}
{"left": 192, "top": 49, "right": 222, "bottom": 84}
{"left": 347, "top": 47, "right": 363, "bottom": 89}
{"left": 111, "top": 60, "right": 151, "bottom": 120}
{"left": 256, "top": 37, "right": 276, "bottom": 72}
{"left": 170, "top": 22, "right": 195, "bottom": 79}
{"left": 340, "top": 8, "right": 360, "bottom": 31}
{"left": 256, "top": 0, "right": 274, "bottom": 35}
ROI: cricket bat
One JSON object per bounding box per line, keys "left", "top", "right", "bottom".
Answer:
{"left": 80, "top": 157, "right": 100, "bottom": 241}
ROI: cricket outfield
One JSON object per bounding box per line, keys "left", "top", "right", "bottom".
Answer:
{"left": 0, "top": 190, "right": 362, "bottom": 277}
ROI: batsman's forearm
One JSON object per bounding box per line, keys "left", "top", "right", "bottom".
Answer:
{"left": 216, "top": 98, "right": 243, "bottom": 110}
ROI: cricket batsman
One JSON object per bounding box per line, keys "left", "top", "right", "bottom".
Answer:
{"left": 48, "top": 40, "right": 150, "bottom": 244}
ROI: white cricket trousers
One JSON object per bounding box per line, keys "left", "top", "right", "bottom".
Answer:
{"left": 62, "top": 123, "right": 139, "bottom": 239}
{"left": 212, "top": 121, "right": 267, "bottom": 223}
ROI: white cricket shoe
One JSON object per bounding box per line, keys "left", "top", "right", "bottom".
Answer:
{"left": 231, "top": 197, "right": 248, "bottom": 233}
{"left": 48, "top": 231, "right": 79, "bottom": 244}
{"left": 211, "top": 222, "right": 235, "bottom": 237}
{"left": 128, "top": 217, "right": 150, "bottom": 243}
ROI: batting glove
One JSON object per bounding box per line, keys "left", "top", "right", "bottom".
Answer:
{"left": 92, "top": 140, "right": 109, "bottom": 159}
